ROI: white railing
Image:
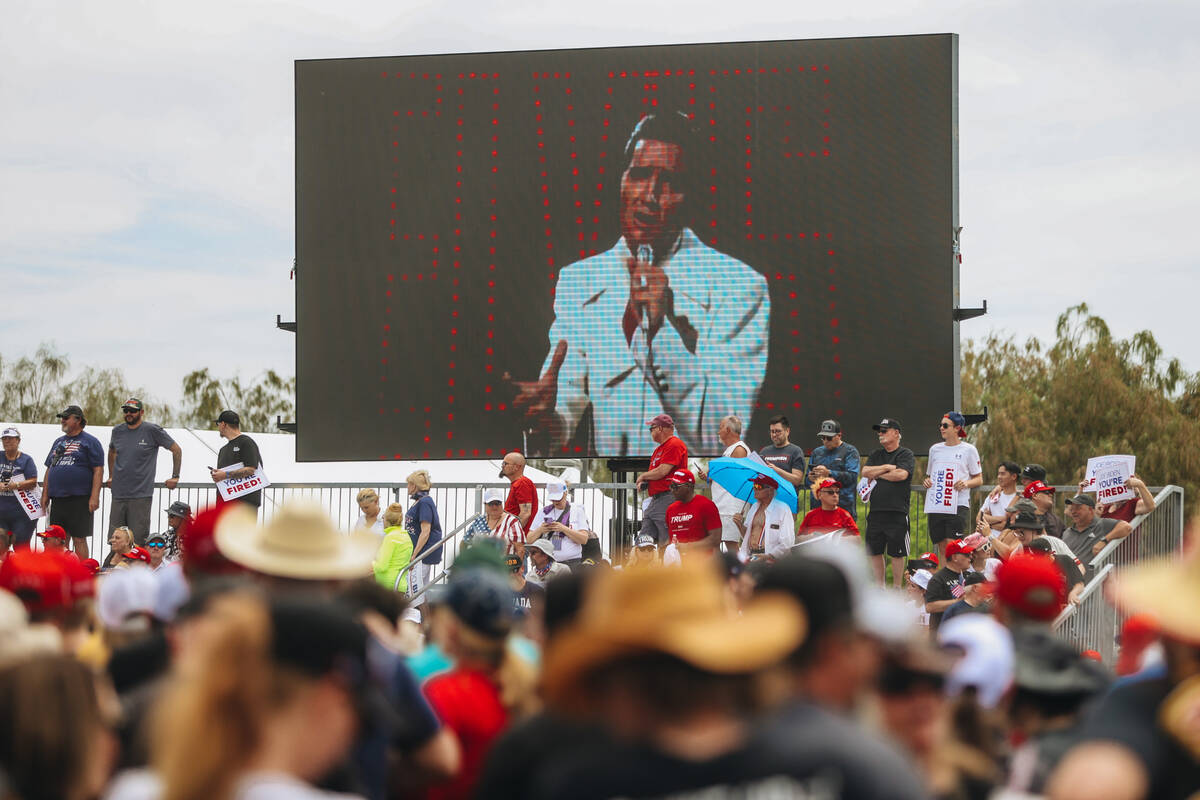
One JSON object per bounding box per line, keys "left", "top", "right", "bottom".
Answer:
{"left": 64, "top": 481, "right": 646, "bottom": 569}
{"left": 1052, "top": 484, "right": 1186, "bottom": 663}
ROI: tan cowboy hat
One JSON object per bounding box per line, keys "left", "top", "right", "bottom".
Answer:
{"left": 1112, "top": 541, "right": 1200, "bottom": 643}
{"left": 542, "top": 560, "right": 806, "bottom": 708}
{"left": 215, "top": 501, "right": 378, "bottom": 580}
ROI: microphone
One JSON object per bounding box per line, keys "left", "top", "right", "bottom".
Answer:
{"left": 635, "top": 244, "right": 653, "bottom": 335}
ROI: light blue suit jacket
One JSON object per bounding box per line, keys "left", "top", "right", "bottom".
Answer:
{"left": 540, "top": 228, "right": 769, "bottom": 456}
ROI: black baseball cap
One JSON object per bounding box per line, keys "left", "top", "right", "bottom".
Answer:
{"left": 1021, "top": 464, "right": 1047, "bottom": 482}
{"left": 1010, "top": 509, "right": 1046, "bottom": 530}
{"left": 964, "top": 572, "right": 988, "bottom": 586}
{"left": 817, "top": 419, "right": 841, "bottom": 436}
{"left": 57, "top": 405, "right": 85, "bottom": 420}
{"left": 872, "top": 418, "right": 901, "bottom": 432}
{"left": 214, "top": 410, "right": 240, "bottom": 426}
{"left": 1065, "top": 494, "right": 1097, "bottom": 508}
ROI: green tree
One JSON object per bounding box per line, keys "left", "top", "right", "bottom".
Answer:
{"left": 175, "top": 368, "right": 295, "bottom": 433}
{"left": 962, "top": 304, "right": 1200, "bottom": 516}
{"left": 0, "top": 344, "right": 70, "bottom": 421}
{"left": 0, "top": 343, "right": 156, "bottom": 425}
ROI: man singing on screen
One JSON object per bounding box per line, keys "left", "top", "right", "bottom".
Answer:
{"left": 513, "top": 111, "right": 770, "bottom": 456}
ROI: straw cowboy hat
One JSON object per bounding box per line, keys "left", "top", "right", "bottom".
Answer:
{"left": 1112, "top": 540, "right": 1200, "bottom": 643}
{"left": 542, "top": 561, "right": 806, "bottom": 708}
{"left": 215, "top": 501, "right": 378, "bottom": 580}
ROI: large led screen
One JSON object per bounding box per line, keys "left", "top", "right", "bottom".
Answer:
{"left": 296, "top": 34, "right": 959, "bottom": 460}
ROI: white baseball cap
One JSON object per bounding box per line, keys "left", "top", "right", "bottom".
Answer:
{"left": 909, "top": 569, "right": 933, "bottom": 590}
{"left": 0, "top": 427, "right": 18, "bottom": 438}
{"left": 483, "top": 488, "right": 506, "bottom": 505}
{"left": 545, "top": 482, "right": 567, "bottom": 501}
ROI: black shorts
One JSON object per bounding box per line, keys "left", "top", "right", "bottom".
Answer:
{"left": 865, "top": 511, "right": 910, "bottom": 558}
{"left": 48, "top": 495, "right": 94, "bottom": 540}
{"left": 927, "top": 507, "right": 970, "bottom": 544}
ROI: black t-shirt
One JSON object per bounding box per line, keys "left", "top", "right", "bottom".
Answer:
{"left": 217, "top": 434, "right": 263, "bottom": 508}
{"left": 1075, "top": 676, "right": 1200, "bottom": 799}
{"left": 865, "top": 446, "right": 916, "bottom": 514}
{"left": 529, "top": 701, "right": 925, "bottom": 800}
{"left": 924, "top": 566, "right": 966, "bottom": 630}
{"left": 477, "top": 713, "right": 609, "bottom": 800}
{"left": 1054, "top": 554, "right": 1085, "bottom": 591}
{"left": 514, "top": 579, "right": 545, "bottom": 615}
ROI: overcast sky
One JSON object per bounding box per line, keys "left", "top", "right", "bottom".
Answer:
{"left": 3, "top": 0, "right": 1197, "bottom": 412}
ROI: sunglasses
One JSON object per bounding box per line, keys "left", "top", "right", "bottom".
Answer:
{"left": 147, "top": 542, "right": 166, "bottom": 549}
{"left": 486, "top": 501, "right": 502, "bottom": 506}
{"left": 123, "top": 407, "right": 141, "bottom": 413}
{"left": 939, "top": 422, "right": 953, "bottom": 429}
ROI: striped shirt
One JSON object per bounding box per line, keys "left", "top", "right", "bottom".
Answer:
{"left": 489, "top": 511, "right": 526, "bottom": 555}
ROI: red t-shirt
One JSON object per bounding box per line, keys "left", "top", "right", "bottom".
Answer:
{"left": 666, "top": 494, "right": 722, "bottom": 544}
{"left": 422, "top": 667, "right": 509, "bottom": 800}
{"left": 799, "top": 506, "right": 860, "bottom": 536}
{"left": 647, "top": 435, "right": 688, "bottom": 496}
{"left": 1101, "top": 498, "right": 1138, "bottom": 523}
{"left": 505, "top": 476, "right": 538, "bottom": 532}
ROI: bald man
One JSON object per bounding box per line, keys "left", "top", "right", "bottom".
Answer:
{"left": 500, "top": 452, "right": 538, "bottom": 533}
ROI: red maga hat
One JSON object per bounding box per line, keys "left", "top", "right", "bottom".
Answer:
{"left": 122, "top": 546, "right": 152, "bottom": 565}
{"left": 1023, "top": 480, "right": 1055, "bottom": 498}
{"left": 0, "top": 550, "right": 77, "bottom": 614}
{"left": 669, "top": 468, "right": 696, "bottom": 485}
{"left": 37, "top": 524, "right": 68, "bottom": 540}
{"left": 995, "top": 555, "right": 1066, "bottom": 621}
{"left": 816, "top": 478, "right": 842, "bottom": 491}
{"left": 945, "top": 539, "right": 976, "bottom": 559}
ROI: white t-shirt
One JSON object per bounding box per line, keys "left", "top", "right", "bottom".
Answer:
{"left": 983, "top": 490, "right": 1017, "bottom": 528}
{"left": 528, "top": 502, "right": 591, "bottom": 561}
{"left": 927, "top": 441, "right": 983, "bottom": 509}
{"left": 354, "top": 513, "right": 386, "bottom": 537}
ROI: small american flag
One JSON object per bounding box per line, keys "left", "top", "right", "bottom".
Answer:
{"left": 950, "top": 581, "right": 966, "bottom": 599}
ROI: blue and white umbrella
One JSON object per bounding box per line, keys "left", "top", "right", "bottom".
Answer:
{"left": 705, "top": 454, "right": 799, "bottom": 513}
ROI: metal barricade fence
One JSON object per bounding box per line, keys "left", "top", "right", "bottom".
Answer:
{"left": 1052, "top": 484, "right": 1186, "bottom": 664}
{"left": 72, "top": 481, "right": 649, "bottom": 569}
{"left": 52, "top": 480, "right": 1184, "bottom": 613}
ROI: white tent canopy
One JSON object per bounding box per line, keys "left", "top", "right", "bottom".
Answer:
{"left": 2, "top": 422, "right": 564, "bottom": 486}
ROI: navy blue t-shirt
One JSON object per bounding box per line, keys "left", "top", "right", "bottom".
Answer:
{"left": 45, "top": 432, "right": 105, "bottom": 498}
{"left": 0, "top": 452, "right": 38, "bottom": 510}
{"left": 405, "top": 492, "right": 444, "bottom": 565}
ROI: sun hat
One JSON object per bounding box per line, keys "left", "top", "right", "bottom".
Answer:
{"left": 528, "top": 538, "right": 556, "bottom": 559}
{"left": 542, "top": 562, "right": 805, "bottom": 710}
{"left": 215, "top": 501, "right": 377, "bottom": 580}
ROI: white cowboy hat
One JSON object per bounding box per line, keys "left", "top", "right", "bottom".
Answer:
{"left": 215, "top": 501, "right": 378, "bottom": 580}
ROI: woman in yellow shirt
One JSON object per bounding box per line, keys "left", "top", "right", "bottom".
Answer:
{"left": 374, "top": 502, "right": 414, "bottom": 591}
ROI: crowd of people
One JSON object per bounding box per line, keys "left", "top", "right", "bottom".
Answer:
{"left": 0, "top": 401, "right": 1194, "bottom": 800}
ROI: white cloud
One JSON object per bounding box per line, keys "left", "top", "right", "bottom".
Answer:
{"left": 0, "top": 166, "right": 147, "bottom": 245}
